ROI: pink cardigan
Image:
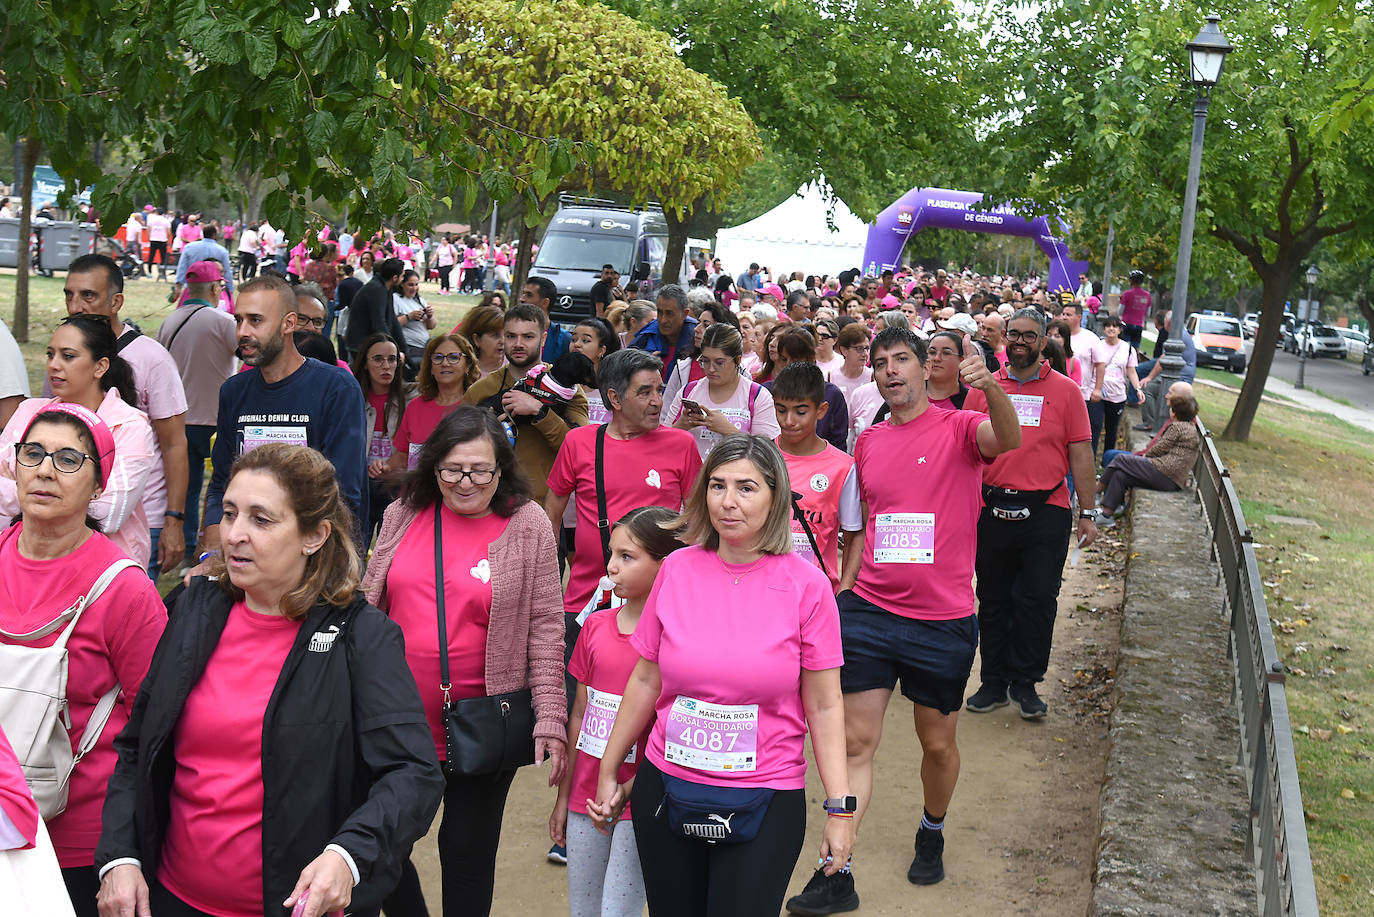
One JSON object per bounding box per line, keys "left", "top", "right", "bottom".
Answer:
{"left": 362, "top": 498, "right": 568, "bottom": 742}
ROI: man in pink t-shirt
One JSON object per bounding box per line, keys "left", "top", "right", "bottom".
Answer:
{"left": 961, "top": 307, "right": 1097, "bottom": 723}
{"left": 788, "top": 325, "right": 1019, "bottom": 911}
{"left": 1118, "top": 270, "right": 1152, "bottom": 351}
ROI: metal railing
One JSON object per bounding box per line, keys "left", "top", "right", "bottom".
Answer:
{"left": 1192, "top": 419, "right": 1320, "bottom": 916}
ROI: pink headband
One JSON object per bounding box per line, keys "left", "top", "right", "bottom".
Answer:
{"left": 23, "top": 402, "right": 116, "bottom": 490}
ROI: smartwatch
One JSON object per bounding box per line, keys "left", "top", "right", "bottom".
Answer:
{"left": 823, "top": 796, "right": 858, "bottom": 815}
{"left": 1079, "top": 510, "right": 1097, "bottom": 520}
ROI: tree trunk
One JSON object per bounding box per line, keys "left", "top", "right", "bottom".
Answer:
{"left": 12, "top": 137, "right": 40, "bottom": 342}
{"left": 664, "top": 204, "right": 692, "bottom": 288}
{"left": 512, "top": 216, "right": 539, "bottom": 299}
{"left": 1221, "top": 263, "right": 1298, "bottom": 442}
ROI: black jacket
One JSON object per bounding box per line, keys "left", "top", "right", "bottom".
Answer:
{"left": 96, "top": 580, "right": 444, "bottom": 915}
{"left": 346, "top": 277, "right": 404, "bottom": 352}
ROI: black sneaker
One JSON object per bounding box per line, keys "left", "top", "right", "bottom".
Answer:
{"left": 546, "top": 842, "right": 567, "bottom": 865}
{"left": 907, "top": 826, "right": 945, "bottom": 885}
{"left": 1009, "top": 683, "right": 1048, "bottom": 720}
{"left": 965, "top": 682, "right": 1009, "bottom": 713}
{"left": 785, "top": 868, "right": 859, "bottom": 915}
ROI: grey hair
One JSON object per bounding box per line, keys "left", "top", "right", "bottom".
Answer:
{"left": 598, "top": 347, "right": 664, "bottom": 408}
{"left": 293, "top": 281, "right": 328, "bottom": 310}
{"left": 877, "top": 310, "right": 910, "bottom": 331}
{"left": 656, "top": 283, "right": 688, "bottom": 313}
{"left": 685, "top": 286, "right": 716, "bottom": 312}
{"left": 1009, "top": 307, "right": 1048, "bottom": 336}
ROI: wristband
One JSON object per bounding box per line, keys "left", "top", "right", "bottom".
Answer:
{"left": 1079, "top": 510, "right": 1097, "bottom": 520}
{"left": 164, "top": 510, "right": 185, "bottom": 520}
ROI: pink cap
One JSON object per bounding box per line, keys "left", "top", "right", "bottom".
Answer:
{"left": 23, "top": 402, "right": 116, "bottom": 490}
{"left": 903, "top": 281, "right": 917, "bottom": 297}
{"left": 185, "top": 260, "right": 224, "bottom": 282}
{"left": 761, "top": 283, "right": 786, "bottom": 301}
{"left": 143, "top": 204, "right": 156, "bottom": 212}
{"left": 881, "top": 294, "right": 900, "bottom": 308}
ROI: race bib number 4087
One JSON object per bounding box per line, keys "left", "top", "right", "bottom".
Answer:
{"left": 663, "top": 697, "right": 758, "bottom": 773}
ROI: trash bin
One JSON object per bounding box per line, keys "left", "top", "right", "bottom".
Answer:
{"left": 0, "top": 217, "right": 20, "bottom": 269}
{"left": 39, "top": 220, "right": 97, "bottom": 272}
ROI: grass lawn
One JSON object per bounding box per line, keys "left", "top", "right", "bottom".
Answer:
{"left": 0, "top": 270, "right": 480, "bottom": 393}
{"left": 1194, "top": 384, "right": 1374, "bottom": 913}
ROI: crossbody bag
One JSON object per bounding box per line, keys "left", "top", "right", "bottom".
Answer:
{"left": 433, "top": 507, "right": 535, "bottom": 777}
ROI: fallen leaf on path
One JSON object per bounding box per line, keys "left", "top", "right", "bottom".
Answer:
{"left": 1312, "top": 728, "right": 1332, "bottom": 741}
{"left": 1337, "top": 725, "right": 1356, "bottom": 735}
{"left": 1341, "top": 788, "right": 1356, "bottom": 800}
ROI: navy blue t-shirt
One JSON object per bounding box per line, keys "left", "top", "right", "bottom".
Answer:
{"left": 204, "top": 357, "right": 368, "bottom": 529}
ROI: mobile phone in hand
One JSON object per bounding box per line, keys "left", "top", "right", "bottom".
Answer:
{"left": 682, "top": 399, "right": 705, "bottom": 416}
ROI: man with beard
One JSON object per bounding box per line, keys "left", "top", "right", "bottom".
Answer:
{"left": 962, "top": 307, "right": 1097, "bottom": 721}
{"left": 785, "top": 326, "right": 1019, "bottom": 914}
{"left": 198, "top": 274, "right": 367, "bottom": 559}
{"left": 466, "top": 303, "right": 588, "bottom": 505}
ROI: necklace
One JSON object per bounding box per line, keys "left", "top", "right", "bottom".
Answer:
{"left": 720, "top": 553, "right": 768, "bottom": 585}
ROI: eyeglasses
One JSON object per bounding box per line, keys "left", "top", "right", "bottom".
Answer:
{"left": 430, "top": 352, "right": 466, "bottom": 365}
{"left": 697, "top": 356, "right": 734, "bottom": 372}
{"left": 369, "top": 354, "right": 399, "bottom": 366}
{"left": 1004, "top": 330, "right": 1042, "bottom": 344}
{"left": 816, "top": 333, "right": 835, "bottom": 341}
{"left": 436, "top": 466, "right": 497, "bottom": 485}
{"left": 298, "top": 316, "right": 326, "bottom": 331}
{"left": 15, "top": 443, "right": 92, "bottom": 474}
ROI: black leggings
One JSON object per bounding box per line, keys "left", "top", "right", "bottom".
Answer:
{"left": 62, "top": 865, "right": 99, "bottom": 917}
{"left": 384, "top": 767, "right": 518, "bottom": 917}
{"left": 439, "top": 264, "right": 453, "bottom": 292}
{"left": 631, "top": 760, "right": 806, "bottom": 917}
{"left": 1086, "top": 399, "right": 1125, "bottom": 461}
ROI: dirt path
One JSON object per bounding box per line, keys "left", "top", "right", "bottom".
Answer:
{"left": 412, "top": 533, "right": 1126, "bottom": 916}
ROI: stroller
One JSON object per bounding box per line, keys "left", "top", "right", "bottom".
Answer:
{"left": 95, "top": 236, "right": 145, "bottom": 279}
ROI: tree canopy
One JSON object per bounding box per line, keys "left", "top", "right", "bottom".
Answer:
{"left": 977, "top": 0, "right": 1374, "bottom": 441}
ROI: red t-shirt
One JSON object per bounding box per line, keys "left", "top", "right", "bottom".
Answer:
{"left": 386, "top": 505, "right": 509, "bottom": 759}
{"left": 852, "top": 407, "right": 990, "bottom": 620}
{"left": 567, "top": 610, "right": 650, "bottom": 817}
{"left": 962, "top": 362, "right": 1091, "bottom": 510}
{"left": 779, "top": 443, "right": 861, "bottom": 592}
{"left": 0, "top": 526, "right": 164, "bottom": 868}
{"left": 394, "top": 397, "right": 461, "bottom": 468}
{"left": 160, "top": 601, "right": 301, "bottom": 916}
{"left": 547, "top": 425, "right": 702, "bottom": 615}
{"left": 631, "top": 547, "right": 842, "bottom": 790}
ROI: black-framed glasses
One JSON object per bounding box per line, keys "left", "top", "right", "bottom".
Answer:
{"left": 298, "top": 315, "right": 326, "bottom": 331}
{"left": 430, "top": 352, "right": 466, "bottom": 365}
{"left": 15, "top": 443, "right": 92, "bottom": 474}
{"left": 1005, "top": 330, "right": 1041, "bottom": 344}
{"left": 436, "top": 466, "right": 497, "bottom": 485}
{"left": 816, "top": 332, "right": 835, "bottom": 341}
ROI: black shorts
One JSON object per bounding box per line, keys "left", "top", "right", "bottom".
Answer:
{"left": 838, "top": 589, "right": 978, "bottom": 714}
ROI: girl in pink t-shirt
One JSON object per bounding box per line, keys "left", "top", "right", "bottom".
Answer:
{"left": 551, "top": 507, "right": 684, "bottom": 917}
{"left": 589, "top": 436, "right": 852, "bottom": 917}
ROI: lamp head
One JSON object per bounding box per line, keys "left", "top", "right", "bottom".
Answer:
{"left": 1306, "top": 264, "right": 1319, "bottom": 286}
{"left": 1186, "top": 14, "right": 1233, "bottom": 88}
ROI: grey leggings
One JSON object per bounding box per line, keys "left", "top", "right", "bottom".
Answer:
{"left": 567, "top": 811, "right": 646, "bottom": 917}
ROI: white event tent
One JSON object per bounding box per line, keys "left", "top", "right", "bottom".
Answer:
{"left": 713, "top": 183, "right": 868, "bottom": 278}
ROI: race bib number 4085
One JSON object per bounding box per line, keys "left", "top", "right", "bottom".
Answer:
{"left": 873, "top": 512, "right": 934, "bottom": 564}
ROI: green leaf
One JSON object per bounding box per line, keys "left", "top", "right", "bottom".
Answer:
{"left": 305, "top": 110, "right": 338, "bottom": 148}
{"left": 244, "top": 31, "right": 277, "bottom": 79}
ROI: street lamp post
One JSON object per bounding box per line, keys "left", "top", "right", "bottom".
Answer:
{"left": 1153, "top": 14, "right": 1233, "bottom": 432}
{"left": 1296, "top": 263, "right": 1318, "bottom": 390}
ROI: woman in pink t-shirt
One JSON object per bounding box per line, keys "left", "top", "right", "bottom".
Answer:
{"left": 360, "top": 406, "right": 567, "bottom": 917}
{"left": 668, "top": 324, "right": 780, "bottom": 459}
{"left": 1089, "top": 315, "right": 1142, "bottom": 461}
{"left": 827, "top": 322, "right": 872, "bottom": 412}
{"left": 569, "top": 317, "right": 621, "bottom": 426}
{"left": 0, "top": 405, "right": 164, "bottom": 917}
{"left": 387, "top": 334, "right": 478, "bottom": 473}
{"left": 590, "top": 435, "right": 852, "bottom": 917}
{"left": 0, "top": 317, "right": 157, "bottom": 567}
{"left": 97, "top": 444, "right": 443, "bottom": 917}
{"left": 550, "top": 507, "right": 685, "bottom": 917}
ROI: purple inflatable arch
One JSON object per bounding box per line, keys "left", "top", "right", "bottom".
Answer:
{"left": 862, "top": 187, "right": 1090, "bottom": 294}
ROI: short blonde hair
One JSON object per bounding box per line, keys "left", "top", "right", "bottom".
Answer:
{"left": 673, "top": 434, "right": 794, "bottom": 555}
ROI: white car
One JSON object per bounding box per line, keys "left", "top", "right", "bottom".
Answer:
{"left": 1337, "top": 328, "right": 1368, "bottom": 358}
{"left": 1294, "top": 323, "right": 1348, "bottom": 358}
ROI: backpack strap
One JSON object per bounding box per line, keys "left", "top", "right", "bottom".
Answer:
{"left": 0, "top": 558, "right": 140, "bottom": 645}
{"left": 747, "top": 381, "right": 760, "bottom": 415}
{"left": 595, "top": 424, "right": 612, "bottom": 567}
{"left": 790, "top": 491, "right": 830, "bottom": 580}
{"left": 71, "top": 684, "right": 122, "bottom": 765}
{"left": 115, "top": 326, "right": 142, "bottom": 353}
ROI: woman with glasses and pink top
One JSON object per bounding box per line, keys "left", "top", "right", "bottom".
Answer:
{"left": 385, "top": 334, "right": 479, "bottom": 474}
{"left": 665, "top": 325, "right": 780, "bottom": 460}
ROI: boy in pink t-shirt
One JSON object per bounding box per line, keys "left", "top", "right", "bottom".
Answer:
{"left": 771, "top": 363, "right": 861, "bottom": 592}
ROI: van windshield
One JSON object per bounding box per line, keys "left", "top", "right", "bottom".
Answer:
{"left": 1195, "top": 318, "right": 1240, "bottom": 336}
{"left": 534, "top": 232, "right": 633, "bottom": 273}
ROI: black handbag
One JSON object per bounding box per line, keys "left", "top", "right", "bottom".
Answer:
{"left": 433, "top": 507, "right": 536, "bottom": 777}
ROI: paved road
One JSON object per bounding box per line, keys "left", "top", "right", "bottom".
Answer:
{"left": 1242, "top": 342, "right": 1374, "bottom": 412}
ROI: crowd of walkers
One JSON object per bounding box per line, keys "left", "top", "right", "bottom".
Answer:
{"left": 0, "top": 246, "right": 1205, "bottom": 916}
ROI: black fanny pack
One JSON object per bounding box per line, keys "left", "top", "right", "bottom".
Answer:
{"left": 658, "top": 773, "right": 774, "bottom": 844}
{"left": 982, "top": 482, "right": 1062, "bottom": 521}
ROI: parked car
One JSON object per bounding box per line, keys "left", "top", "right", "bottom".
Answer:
{"left": 1336, "top": 328, "right": 1368, "bottom": 359}
{"left": 1293, "top": 323, "right": 1348, "bottom": 358}
{"left": 1242, "top": 312, "right": 1260, "bottom": 339}
{"left": 1186, "top": 312, "right": 1247, "bottom": 373}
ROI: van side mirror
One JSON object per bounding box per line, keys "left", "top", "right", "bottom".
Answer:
{"left": 634, "top": 261, "right": 650, "bottom": 281}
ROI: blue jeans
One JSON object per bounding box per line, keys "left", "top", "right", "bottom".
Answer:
{"left": 148, "top": 528, "right": 162, "bottom": 579}
{"left": 184, "top": 424, "right": 216, "bottom": 560}
{"left": 1103, "top": 448, "right": 1130, "bottom": 468}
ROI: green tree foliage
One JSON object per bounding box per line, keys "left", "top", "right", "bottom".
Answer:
{"left": 433, "top": 0, "right": 760, "bottom": 291}
{"left": 0, "top": 0, "right": 586, "bottom": 339}
{"left": 980, "top": 0, "right": 1374, "bottom": 441}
